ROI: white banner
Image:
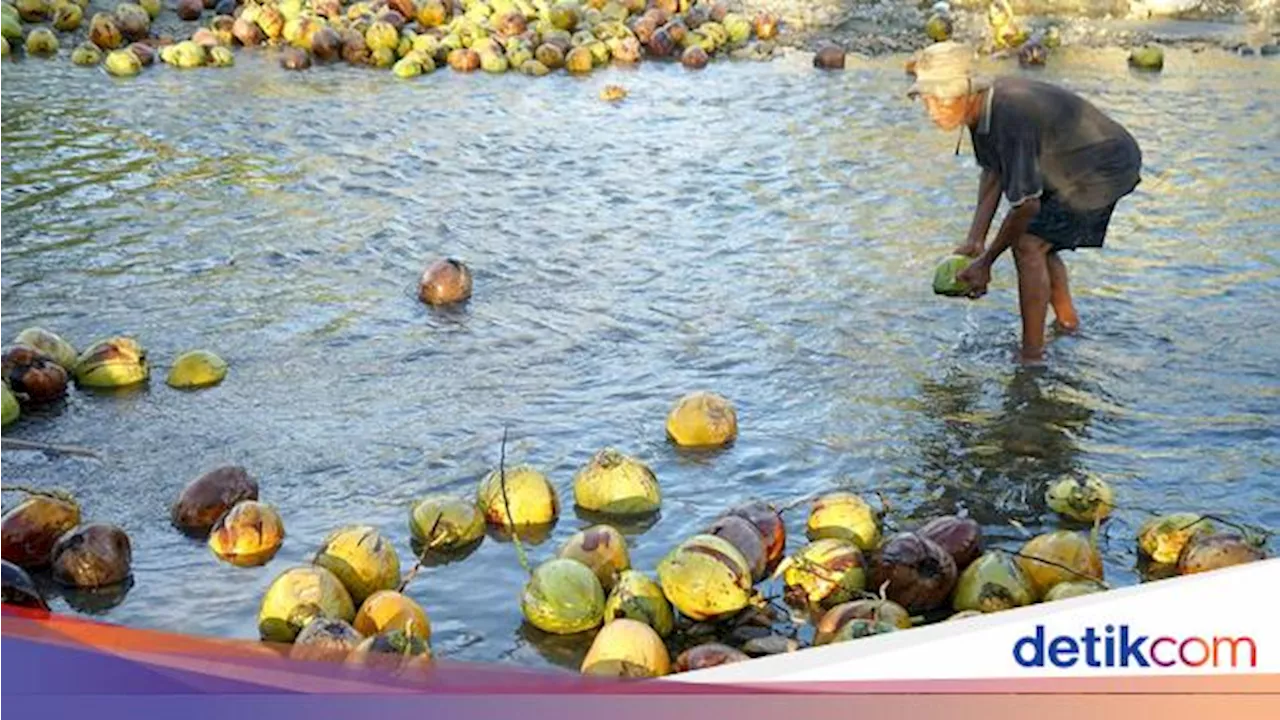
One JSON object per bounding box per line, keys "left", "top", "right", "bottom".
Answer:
{"left": 668, "top": 558, "right": 1280, "bottom": 682}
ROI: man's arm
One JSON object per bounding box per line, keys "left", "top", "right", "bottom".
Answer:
{"left": 957, "top": 197, "right": 1041, "bottom": 298}
{"left": 957, "top": 168, "right": 1002, "bottom": 257}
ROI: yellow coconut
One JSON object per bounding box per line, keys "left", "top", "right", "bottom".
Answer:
{"left": 74, "top": 337, "right": 148, "bottom": 388}
{"left": 952, "top": 551, "right": 1035, "bottom": 613}
{"left": 476, "top": 464, "right": 559, "bottom": 528}
{"left": 313, "top": 525, "right": 402, "bottom": 606}
{"left": 580, "top": 618, "right": 670, "bottom": 677}
{"left": 167, "top": 350, "right": 227, "bottom": 389}
{"left": 1045, "top": 475, "right": 1115, "bottom": 523}
{"left": 1137, "top": 513, "right": 1215, "bottom": 565}
{"left": 603, "top": 570, "right": 674, "bottom": 637}
{"left": 1, "top": 384, "right": 19, "bottom": 428}
{"left": 258, "top": 566, "right": 355, "bottom": 642}
{"left": 1016, "top": 531, "right": 1103, "bottom": 599}
{"left": 805, "top": 492, "right": 880, "bottom": 550}
{"left": 656, "top": 534, "right": 752, "bottom": 621}
{"left": 207, "top": 500, "right": 285, "bottom": 567}
{"left": 777, "top": 538, "right": 866, "bottom": 610}
{"left": 353, "top": 589, "right": 431, "bottom": 641}
{"left": 408, "top": 494, "right": 484, "bottom": 551}
{"left": 520, "top": 557, "right": 606, "bottom": 635}
{"left": 665, "top": 391, "right": 737, "bottom": 447}
{"left": 572, "top": 448, "right": 661, "bottom": 516}
{"left": 1044, "top": 580, "right": 1106, "bottom": 602}
{"left": 13, "top": 327, "right": 78, "bottom": 371}
{"left": 557, "top": 524, "right": 629, "bottom": 591}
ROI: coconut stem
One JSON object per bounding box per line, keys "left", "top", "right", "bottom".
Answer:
{"left": 398, "top": 513, "right": 444, "bottom": 594}
{"left": 2, "top": 438, "right": 102, "bottom": 460}
{"left": 497, "top": 427, "right": 532, "bottom": 576}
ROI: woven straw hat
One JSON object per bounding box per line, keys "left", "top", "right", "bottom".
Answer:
{"left": 907, "top": 41, "right": 991, "bottom": 99}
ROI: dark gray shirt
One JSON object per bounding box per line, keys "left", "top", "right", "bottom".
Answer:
{"left": 971, "top": 77, "right": 1142, "bottom": 210}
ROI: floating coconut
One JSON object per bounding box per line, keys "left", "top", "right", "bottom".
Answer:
{"left": 417, "top": 258, "right": 473, "bottom": 305}
{"left": 666, "top": 391, "right": 737, "bottom": 448}
{"left": 813, "top": 599, "right": 912, "bottom": 645}
{"left": 114, "top": 3, "right": 150, "bottom": 42}
{"left": 346, "top": 630, "right": 433, "bottom": 674}
{"left": 572, "top": 448, "right": 661, "bottom": 517}
{"left": 74, "top": 337, "right": 148, "bottom": 388}
{"left": 1045, "top": 475, "right": 1114, "bottom": 523}
{"left": 258, "top": 6, "right": 285, "bottom": 40}
{"left": 603, "top": 569, "right": 674, "bottom": 637}
{"left": 1016, "top": 531, "right": 1103, "bottom": 599}
{"left": 281, "top": 46, "right": 311, "bottom": 69}
{"left": 680, "top": 45, "right": 707, "bottom": 69}
{"left": 917, "top": 515, "right": 982, "bottom": 570}
{"left": 207, "top": 501, "right": 285, "bottom": 567}
{"left": 1043, "top": 580, "right": 1106, "bottom": 602}
{"left": 417, "top": 0, "right": 447, "bottom": 27}
{"left": 233, "top": 17, "right": 264, "bottom": 46}
{"left": 477, "top": 464, "right": 559, "bottom": 528}
{"left": 1018, "top": 40, "right": 1047, "bottom": 68}
{"left": 105, "top": 48, "right": 142, "bottom": 75}
{"left": 672, "top": 643, "right": 750, "bottom": 673}
{"left": 932, "top": 255, "right": 972, "bottom": 297}
{"left": 176, "top": 0, "right": 202, "bottom": 21}
{"left": 1128, "top": 44, "right": 1163, "bottom": 71}
{"left": 2, "top": 559, "right": 49, "bottom": 611}
{"left": 2, "top": 346, "right": 69, "bottom": 404}
{"left": 924, "top": 14, "right": 951, "bottom": 42}
{"left": 127, "top": 42, "right": 153, "bottom": 66}
{"left": 394, "top": 56, "right": 423, "bottom": 77}
{"left": 72, "top": 42, "right": 104, "bottom": 65}
{"left": 805, "top": 492, "right": 879, "bottom": 550}
{"left": 314, "top": 525, "right": 402, "bottom": 606}
{"left": 342, "top": 29, "right": 370, "bottom": 64}
{"left": 813, "top": 43, "right": 845, "bottom": 69}
{"left": 353, "top": 590, "right": 431, "bottom": 641}
{"left": 778, "top": 538, "right": 866, "bottom": 610}
{"left": 408, "top": 494, "right": 485, "bottom": 552}
{"left": 2, "top": 494, "right": 81, "bottom": 569}
{"left": 171, "top": 465, "right": 259, "bottom": 536}
{"left": 13, "top": 328, "right": 77, "bottom": 371}
{"left": 51, "top": 523, "right": 133, "bottom": 588}
{"left": 521, "top": 557, "right": 606, "bottom": 635}
{"left": 868, "top": 532, "right": 957, "bottom": 614}
{"left": 951, "top": 550, "right": 1034, "bottom": 613}
{"left": 166, "top": 350, "right": 228, "bottom": 389}
{"left": 2, "top": 385, "right": 18, "bottom": 427}
{"left": 15, "top": 0, "right": 46, "bottom": 22}
{"left": 520, "top": 58, "right": 550, "bottom": 75}
{"left": 139, "top": 0, "right": 160, "bottom": 18}
{"left": 581, "top": 618, "right": 670, "bottom": 677}
{"left": 289, "top": 618, "right": 363, "bottom": 662}
{"left": 258, "top": 566, "right": 356, "bottom": 643}
{"left": 824, "top": 618, "right": 898, "bottom": 644}
{"left": 706, "top": 515, "right": 767, "bottom": 583}
{"left": 657, "top": 534, "right": 752, "bottom": 621}
{"left": 722, "top": 501, "right": 786, "bottom": 571}
{"left": 557, "top": 524, "right": 630, "bottom": 591}
{"left": 1176, "top": 533, "right": 1266, "bottom": 575}
{"left": 208, "top": 45, "right": 234, "bottom": 67}
{"left": 565, "top": 45, "right": 592, "bottom": 73}
{"left": 1137, "top": 513, "right": 1214, "bottom": 565}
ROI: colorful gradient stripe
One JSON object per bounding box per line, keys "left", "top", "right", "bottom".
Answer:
{"left": 3, "top": 607, "right": 1277, "bottom": 719}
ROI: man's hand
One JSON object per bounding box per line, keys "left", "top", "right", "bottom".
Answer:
{"left": 958, "top": 259, "right": 992, "bottom": 299}
{"left": 953, "top": 241, "right": 984, "bottom": 258}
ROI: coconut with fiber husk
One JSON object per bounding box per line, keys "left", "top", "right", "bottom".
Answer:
{"left": 13, "top": 328, "right": 77, "bottom": 371}
{"left": 557, "top": 525, "right": 630, "bottom": 592}
{"left": 171, "top": 465, "right": 258, "bottom": 537}
{"left": 72, "top": 42, "right": 103, "bottom": 64}
{"left": 868, "top": 532, "right": 957, "bottom": 614}
{"left": 418, "top": 258, "right": 472, "bottom": 305}
{"left": 666, "top": 391, "right": 737, "bottom": 448}
{"left": 1045, "top": 475, "right": 1114, "bottom": 523}
{"left": 289, "top": 618, "right": 363, "bottom": 662}
{"left": 74, "top": 337, "right": 147, "bottom": 388}
{"left": 2, "top": 346, "right": 68, "bottom": 405}
{"left": 346, "top": 630, "right": 432, "bottom": 674}
{"left": 813, "top": 599, "right": 912, "bottom": 644}
{"left": 51, "top": 523, "right": 132, "bottom": 588}
{"left": 580, "top": 619, "right": 669, "bottom": 677}
{"left": 1015, "top": 530, "right": 1102, "bottom": 599}
{"left": 1137, "top": 513, "right": 1214, "bottom": 565}
{"left": 951, "top": 550, "right": 1034, "bottom": 613}
{"left": 408, "top": 495, "right": 484, "bottom": 552}
{"left": 721, "top": 501, "right": 786, "bottom": 572}
{"left": 673, "top": 643, "right": 750, "bottom": 672}
{"left": 932, "top": 255, "right": 972, "bottom": 297}
{"left": 314, "top": 525, "right": 402, "bottom": 606}
{"left": 705, "top": 515, "right": 767, "bottom": 583}
{"left": 777, "top": 538, "right": 866, "bottom": 611}
{"left": 105, "top": 48, "right": 142, "bottom": 75}
{"left": 258, "top": 566, "right": 356, "bottom": 642}
{"left": 207, "top": 501, "right": 285, "bottom": 567}
{"left": 572, "top": 448, "right": 660, "bottom": 517}
{"left": 476, "top": 464, "right": 559, "bottom": 529}
{"left": 1043, "top": 580, "right": 1105, "bottom": 602}
{"left": 805, "top": 492, "right": 879, "bottom": 551}
{"left": 1176, "top": 533, "right": 1266, "bottom": 575}
{"left": 2, "top": 560, "right": 49, "bottom": 611}
{"left": 917, "top": 515, "right": 982, "bottom": 570}
{"left": 521, "top": 557, "right": 606, "bottom": 635}
{"left": 2, "top": 385, "right": 18, "bottom": 428}
{"left": 814, "top": 43, "right": 845, "bottom": 69}
{"left": 166, "top": 350, "right": 227, "bottom": 389}
{"left": 603, "top": 570, "right": 674, "bottom": 637}
{"left": 353, "top": 590, "right": 431, "bottom": 641}
{"left": 1128, "top": 44, "right": 1163, "bottom": 71}
{"left": 2, "top": 493, "right": 81, "bottom": 569}
{"left": 657, "top": 534, "right": 753, "bottom": 621}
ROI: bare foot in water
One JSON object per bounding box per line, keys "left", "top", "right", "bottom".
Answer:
{"left": 1052, "top": 319, "right": 1080, "bottom": 334}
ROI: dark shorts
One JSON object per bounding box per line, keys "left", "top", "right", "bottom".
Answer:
{"left": 1026, "top": 190, "right": 1118, "bottom": 253}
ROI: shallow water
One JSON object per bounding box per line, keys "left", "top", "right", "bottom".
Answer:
{"left": 2, "top": 47, "right": 1278, "bottom": 671}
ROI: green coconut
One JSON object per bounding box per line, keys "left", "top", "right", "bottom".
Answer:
{"left": 657, "top": 534, "right": 753, "bottom": 621}
{"left": 520, "top": 58, "right": 549, "bottom": 75}
{"left": 1043, "top": 580, "right": 1106, "bottom": 601}
{"left": 1138, "top": 513, "right": 1215, "bottom": 565}
{"left": 408, "top": 495, "right": 484, "bottom": 551}
{"left": 165, "top": 40, "right": 206, "bottom": 68}
{"left": 370, "top": 46, "right": 395, "bottom": 67}
{"left": 258, "top": 566, "right": 356, "bottom": 643}
{"left": 53, "top": 2, "right": 82, "bottom": 31}
{"left": 572, "top": 448, "right": 661, "bottom": 517}
{"left": 813, "top": 599, "right": 912, "bottom": 644}
{"left": 557, "top": 524, "right": 630, "bottom": 591}
{"left": 925, "top": 14, "right": 951, "bottom": 42}
{"left": 549, "top": 2, "right": 579, "bottom": 30}
{"left": 952, "top": 551, "right": 1035, "bottom": 613}
{"left": 932, "top": 255, "right": 973, "bottom": 297}
{"left": 139, "top": 0, "right": 160, "bottom": 19}
{"left": 74, "top": 337, "right": 147, "bottom": 387}
{"left": 777, "top": 538, "right": 867, "bottom": 610}
{"left": 2, "top": 385, "right": 19, "bottom": 428}
{"left": 826, "top": 618, "right": 898, "bottom": 644}
{"left": 479, "top": 49, "right": 508, "bottom": 72}
{"left": 1128, "top": 44, "right": 1163, "bottom": 71}
{"left": 722, "top": 13, "right": 749, "bottom": 45}
{"left": 1, "top": 37, "right": 8, "bottom": 58}
{"left": 103, "top": 48, "right": 141, "bottom": 75}
{"left": 15, "top": 0, "right": 45, "bottom": 22}
{"left": 166, "top": 350, "right": 228, "bottom": 388}
{"left": 520, "top": 557, "right": 606, "bottom": 634}
{"left": 1046, "top": 475, "right": 1115, "bottom": 523}
{"left": 313, "top": 525, "right": 402, "bottom": 606}
{"left": 392, "top": 55, "right": 421, "bottom": 76}
{"left": 208, "top": 45, "right": 234, "bottom": 67}
{"left": 603, "top": 570, "right": 674, "bottom": 637}
{"left": 24, "top": 27, "right": 58, "bottom": 55}
{"left": 1, "top": 15, "right": 17, "bottom": 46}
{"left": 72, "top": 41, "right": 106, "bottom": 65}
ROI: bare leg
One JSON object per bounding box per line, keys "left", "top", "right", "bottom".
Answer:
{"left": 1012, "top": 234, "right": 1052, "bottom": 362}
{"left": 1046, "top": 252, "right": 1079, "bottom": 332}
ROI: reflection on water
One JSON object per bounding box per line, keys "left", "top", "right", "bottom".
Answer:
{"left": 2, "top": 47, "right": 1278, "bottom": 672}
